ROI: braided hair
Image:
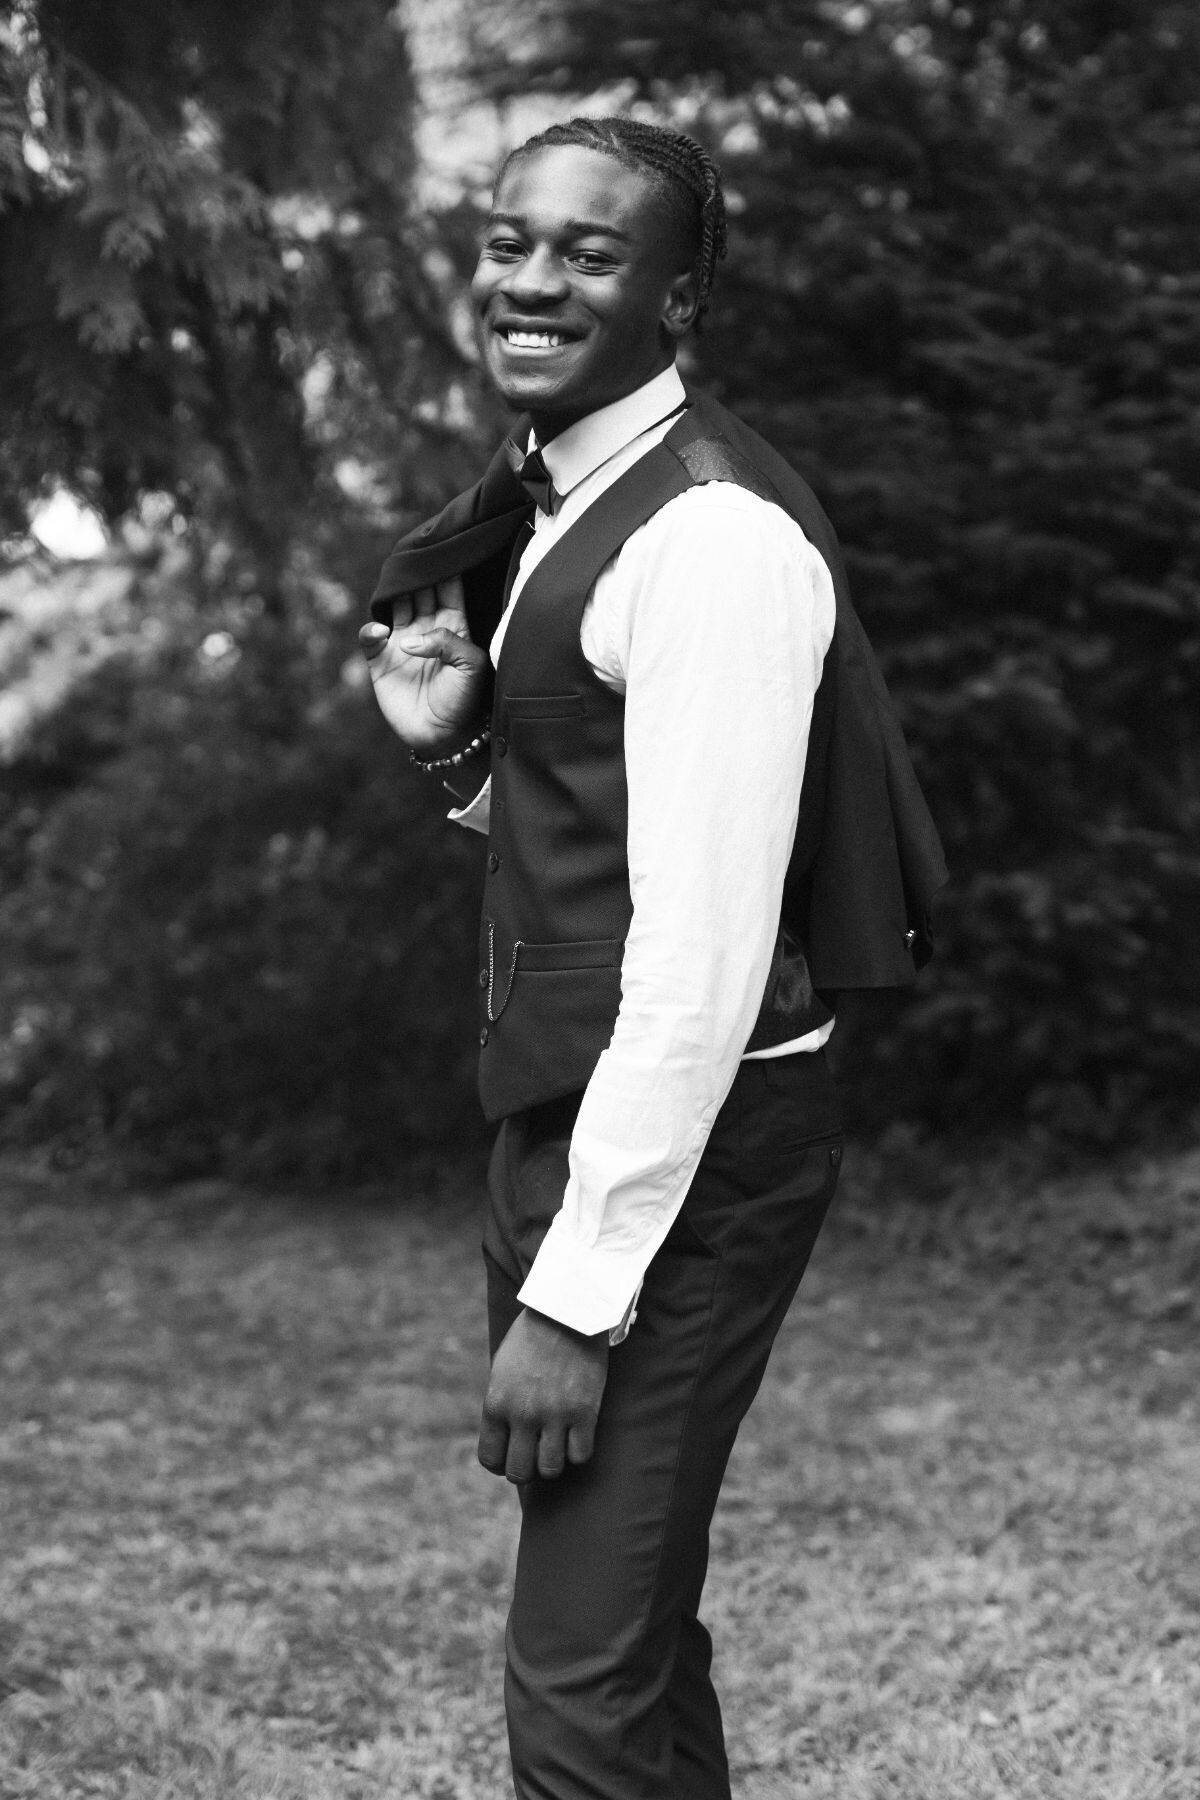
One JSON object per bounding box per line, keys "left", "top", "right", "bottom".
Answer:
{"left": 503, "top": 116, "right": 728, "bottom": 326}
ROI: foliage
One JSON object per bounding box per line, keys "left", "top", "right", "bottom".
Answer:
{"left": 0, "top": 0, "right": 481, "bottom": 602}
{"left": 0, "top": 578, "right": 485, "bottom": 1182}
{"left": 2, "top": 0, "right": 1198, "bottom": 1176}
{"left": 454, "top": 0, "right": 1200, "bottom": 1138}
{"left": 0, "top": 0, "right": 494, "bottom": 1181}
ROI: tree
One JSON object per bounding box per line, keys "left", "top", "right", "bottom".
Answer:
{"left": 0, "top": 3, "right": 495, "bottom": 1182}
{"left": 3, "top": 0, "right": 1197, "bottom": 1177}
{"left": 0, "top": 0, "right": 480, "bottom": 606}
{"left": 452, "top": 0, "right": 1200, "bottom": 1135}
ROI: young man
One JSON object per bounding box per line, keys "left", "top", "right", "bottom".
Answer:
{"left": 362, "top": 117, "right": 944, "bottom": 1800}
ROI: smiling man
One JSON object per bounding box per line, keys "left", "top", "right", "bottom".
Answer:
{"left": 362, "top": 116, "right": 944, "bottom": 1800}
{"left": 474, "top": 141, "right": 695, "bottom": 424}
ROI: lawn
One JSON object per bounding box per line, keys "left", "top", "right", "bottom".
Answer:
{"left": 0, "top": 1140, "right": 1197, "bottom": 1799}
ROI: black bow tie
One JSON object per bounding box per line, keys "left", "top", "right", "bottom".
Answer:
{"left": 504, "top": 438, "right": 557, "bottom": 515}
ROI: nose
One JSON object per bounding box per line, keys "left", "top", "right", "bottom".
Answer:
{"left": 500, "top": 244, "right": 570, "bottom": 306}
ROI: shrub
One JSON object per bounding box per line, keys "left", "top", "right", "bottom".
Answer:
{"left": 0, "top": 612, "right": 487, "bottom": 1183}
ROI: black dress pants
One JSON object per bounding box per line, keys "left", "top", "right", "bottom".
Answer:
{"left": 484, "top": 1050, "right": 844, "bottom": 1800}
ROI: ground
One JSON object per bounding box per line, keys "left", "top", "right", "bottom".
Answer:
{"left": 0, "top": 1140, "right": 1197, "bottom": 1799}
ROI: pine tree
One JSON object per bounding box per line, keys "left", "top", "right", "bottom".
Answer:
{"left": 0, "top": 3, "right": 494, "bottom": 1181}
{"left": 455, "top": 0, "right": 1200, "bottom": 1134}
{"left": 0, "top": 0, "right": 477, "bottom": 607}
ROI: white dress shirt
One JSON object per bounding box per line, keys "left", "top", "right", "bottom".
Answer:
{"left": 452, "top": 364, "right": 836, "bottom": 1339}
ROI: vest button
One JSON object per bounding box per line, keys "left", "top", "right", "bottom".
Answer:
{"left": 904, "top": 927, "right": 917, "bottom": 948}
{"left": 479, "top": 1026, "right": 489, "bottom": 1046}
{"left": 488, "top": 851, "right": 500, "bottom": 872}
{"left": 495, "top": 735, "right": 508, "bottom": 756}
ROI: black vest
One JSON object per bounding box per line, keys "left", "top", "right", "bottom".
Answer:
{"left": 479, "top": 417, "right": 839, "bottom": 1120}
{"left": 371, "top": 394, "right": 949, "bottom": 1123}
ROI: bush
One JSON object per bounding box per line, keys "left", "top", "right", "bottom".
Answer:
{"left": 0, "top": 608, "right": 488, "bottom": 1184}
{"left": 2, "top": 546, "right": 1196, "bottom": 1183}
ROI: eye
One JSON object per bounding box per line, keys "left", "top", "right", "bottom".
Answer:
{"left": 571, "top": 250, "right": 614, "bottom": 272}
{"left": 482, "top": 236, "right": 525, "bottom": 262}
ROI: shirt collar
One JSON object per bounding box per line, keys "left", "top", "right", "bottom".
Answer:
{"left": 534, "top": 365, "right": 687, "bottom": 500}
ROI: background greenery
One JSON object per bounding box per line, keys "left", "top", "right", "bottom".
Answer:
{"left": 2, "top": 0, "right": 1198, "bottom": 1181}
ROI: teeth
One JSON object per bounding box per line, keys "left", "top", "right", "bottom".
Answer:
{"left": 504, "top": 329, "right": 568, "bottom": 348}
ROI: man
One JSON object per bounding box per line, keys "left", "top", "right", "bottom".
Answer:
{"left": 361, "top": 117, "right": 945, "bottom": 1800}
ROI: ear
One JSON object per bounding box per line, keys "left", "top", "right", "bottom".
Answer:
{"left": 661, "top": 267, "right": 701, "bottom": 339}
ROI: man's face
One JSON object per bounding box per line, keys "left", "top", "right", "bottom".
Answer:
{"left": 470, "top": 144, "right": 698, "bottom": 440}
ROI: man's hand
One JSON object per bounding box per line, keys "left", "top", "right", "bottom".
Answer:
{"left": 359, "top": 576, "right": 487, "bottom": 754}
{"left": 479, "top": 1308, "right": 610, "bottom": 1484}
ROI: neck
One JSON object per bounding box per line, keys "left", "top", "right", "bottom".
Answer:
{"left": 528, "top": 351, "right": 680, "bottom": 446}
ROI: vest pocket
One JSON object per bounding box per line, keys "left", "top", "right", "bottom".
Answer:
{"left": 477, "top": 951, "right": 627, "bottom": 1121}
{"left": 516, "top": 938, "right": 623, "bottom": 970}
{"left": 504, "top": 692, "right": 585, "bottom": 720}
{"left": 483, "top": 927, "right": 623, "bottom": 1024}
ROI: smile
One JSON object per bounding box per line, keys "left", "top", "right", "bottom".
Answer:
{"left": 501, "top": 329, "right": 573, "bottom": 349}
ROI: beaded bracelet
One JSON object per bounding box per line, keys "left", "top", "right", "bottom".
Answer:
{"left": 409, "top": 727, "right": 491, "bottom": 774}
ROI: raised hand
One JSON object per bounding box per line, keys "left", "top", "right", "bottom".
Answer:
{"left": 359, "top": 576, "right": 488, "bottom": 753}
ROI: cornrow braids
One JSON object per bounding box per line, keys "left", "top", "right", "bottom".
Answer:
{"left": 503, "top": 116, "right": 728, "bottom": 325}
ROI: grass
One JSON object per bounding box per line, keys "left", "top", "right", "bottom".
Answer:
{"left": 0, "top": 1138, "right": 1198, "bottom": 1798}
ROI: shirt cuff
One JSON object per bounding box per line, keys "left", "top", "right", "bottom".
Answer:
{"left": 606, "top": 1281, "right": 642, "bottom": 1346}
{"left": 446, "top": 774, "right": 491, "bottom": 835}
{"left": 517, "top": 1216, "right": 644, "bottom": 1340}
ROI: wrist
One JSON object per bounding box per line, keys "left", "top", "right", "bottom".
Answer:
{"left": 409, "top": 724, "right": 491, "bottom": 777}
{"left": 522, "top": 1305, "right": 609, "bottom": 1348}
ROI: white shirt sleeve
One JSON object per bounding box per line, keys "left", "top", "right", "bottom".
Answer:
{"left": 516, "top": 483, "right": 836, "bottom": 1337}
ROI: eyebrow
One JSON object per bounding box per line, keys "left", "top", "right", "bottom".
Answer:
{"left": 485, "top": 211, "right": 634, "bottom": 243}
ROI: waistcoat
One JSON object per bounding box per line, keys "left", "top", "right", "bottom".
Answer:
{"left": 482, "top": 412, "right": 840, "bottom": 1122}
{"left": 370, "top": 394, "right": 949, "bottom": 1124}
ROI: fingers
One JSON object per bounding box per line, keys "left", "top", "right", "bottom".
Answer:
{"left": 477, "top": 1414, "right": 543, "bottom": 1485}
{"left": 435, "top": 574, "right": 466, "bottom": 621}
{"left": 504, "top": 1425, "right": 539, "bottom": 1486}
{"left": 566, "top": 1417, "right": 597, "bottom": 1467}
{"left": 366, "top": 578, "right": 464, "bottom": 640}
{"left": 477, "top": 1412, "right": 509, "bottom": 1478}
{"left": 358, "top": 577, "right": 423, "bottom": 658}
{"left": 396, "top": 625, "right": 485, "bottom": 671}
{"left": 362, "top": 582, "right": 464, "bottom": 662}
{"left": 477, "top": 1415, "right": 574, "bottom": 1484}
{"left": 395, "top": 624, "right": 459, "bottom": 658}
{"left": 536, "top": 1425, "right": 568, "bottom": 1481}
{"left": 358, "top": 621, "right": 389, "bottom": 662}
